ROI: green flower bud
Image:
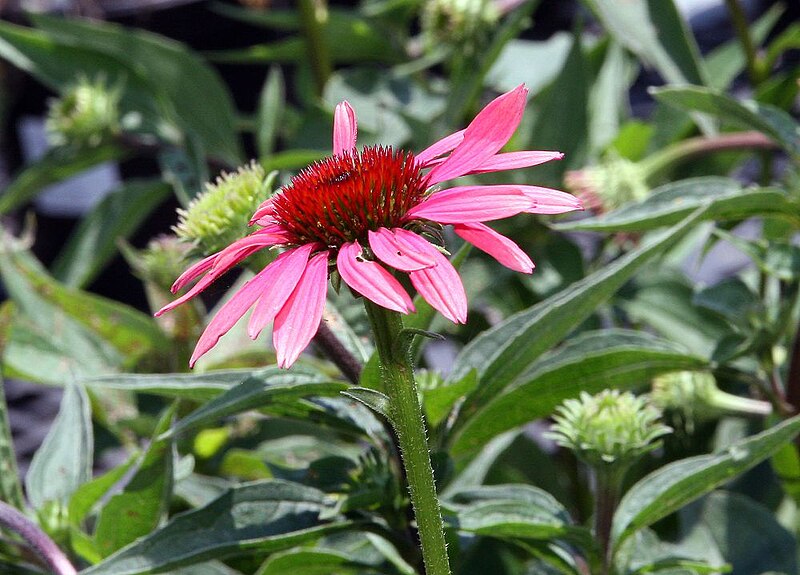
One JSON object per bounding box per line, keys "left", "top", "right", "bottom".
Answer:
{"left": 46, "top": 76, "right": 120, "bottom": 148}
{"left": 564, "top": 154, "right": 649, "bottom": 212}
{"left": 652, "top": 371, "right": 771, "bottom": 430}
{"left": 422, "top": 0, "right": 500, "bottom": 54}
{"left": 175, "top": 163, "right": 277, "bottom": 256}
{"left": 548, "top": 390, "right": 671, "bottom": 470}
{"left": 126, "top": 235, "right": 193, "bottom": 293}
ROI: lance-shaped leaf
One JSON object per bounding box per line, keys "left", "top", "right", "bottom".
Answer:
{"left": 556, "top": 177, "right": 799, "bottom": 233}
{"left": 167, "top": 375, "right": 349, "bottom": 437}
{"left": 256, "top": 548, "right": 379, "bottom": 575}
{"left": 448, "top": 209, "right": 706, "bottom": 432}
{"left": 611, "top": 414, "right": 800, "bottom": 552}
{"left": 450, "top": 330, "right": 706, "bottom": 455}
{"left": 81, "top": 480, "right": 354, "bottom": 575}
{"left": 26, "top": 381, "right": 93, "bottom": 509}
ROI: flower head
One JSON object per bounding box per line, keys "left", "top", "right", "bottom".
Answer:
{"left": 156, "top": 85, "right": 582, "bottom": 368}
{"left": 547, "top": 390, "right": 671, "bottom": 469}
{"left": 46, "top": 75, "right": 120, "bottom": 148}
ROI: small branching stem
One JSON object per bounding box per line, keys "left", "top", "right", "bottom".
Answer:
{"left": 0, "top": 501, "right": 77, "bottom": 575}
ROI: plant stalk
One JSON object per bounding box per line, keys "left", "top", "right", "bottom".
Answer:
{"left": 0, "top": 501, "right": 77, "bottom": 575}
{"left": 298, "top": 0, "right": 332, "bottom": 96}
{"left": 723, "top": 0, "right": 763, "bottom": 85}
{"left": 364, "top": 301, "right": 451, "bottom": 575}
{"left": 595, "top": 466, "right": 625, "bottom": 575}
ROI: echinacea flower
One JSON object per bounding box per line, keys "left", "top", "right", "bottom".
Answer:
{"left": 156, "top": 85, "right": 582, "bottom": 368}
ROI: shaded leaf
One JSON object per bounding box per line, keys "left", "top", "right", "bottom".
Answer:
{"left": 451, "top": 330, "right": 705, "bottom": 455}
{"left": 611, "top": 414, "right": 800, "bottom": 550}
{"left": 82, "top": 480, "right": 354, "bottom": 575}
{"left": 26, "top": 381, "right": 92, "bottom": 509}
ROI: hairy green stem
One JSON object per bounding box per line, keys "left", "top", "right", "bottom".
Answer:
{"left": 0, "top": 501, "right": 76, "bottom": 575}
{"left": 364, "top": 302, "right": 451, "bottom": 575}
{"left": 298, "top": 0, "right": 332, "bottom": 96}
{"left": 723, "top": 0, "right": 763, "bottom": 85}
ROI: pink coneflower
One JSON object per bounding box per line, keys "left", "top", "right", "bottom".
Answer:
{"left": 156, "top": 85, "right": 582, "bottom": 368}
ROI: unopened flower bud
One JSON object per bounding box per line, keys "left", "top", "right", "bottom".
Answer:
{"left": 652, "top": 371, "right": 771, "bottom": 430}
{"left": 564, "top": 154, "right": 649, "bottom": 213}
{"left": 548, "top": 390, "right": 671, "bottom": 470}
{"left": 127, "top": 235, "right": 193, "bottom": 293}
{"left": 175, "top": 163, "right": 277, "bottom": 256}
{"left": 422, "top": 0, "right": 500, "bottom": 54}
{"left": 46, "top": 76, "right": 120, "bottom": 148}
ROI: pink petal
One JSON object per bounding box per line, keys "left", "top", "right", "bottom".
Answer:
{"left": 416, "top": 129, "right": 466, "bottom": 166}
{"left": 273, "top": 252, "right": 330, "bottom": 368}
{"left": 453, "top": 222, "right": 535, "bottom": 273}
{"left": 404, "top": 185, "right": 535, "bottom": 224}
{"left": 247, "top": 244, "right": 315, "bottom": 339}
{"left": 248, "top": 197, "right": 275, "bottom": 226}
{"left": 368, "top": 227, "right": 438, "bottom": 271}
{"left": 171, "top": 254, "right": 216, "bottom": 293}
{"left": 427, "top": 85, "right": 528, "bottom": 185}
{"left": 518, "top": 185, "right": 584, "bottom": 214}
{"left": 337, "top": 242, "right": 415, "bottom": 314}
{"left": 333, "top": 101, "right": 357, "bottom": 156}
{"left": 189, "top": 262, "right": 284, "bottom": 367}
{"left": 470, "top": 151, "right": 564, "bottom": 173}
{"left": 409, "top": 250, "right": 467, "bottom": 324}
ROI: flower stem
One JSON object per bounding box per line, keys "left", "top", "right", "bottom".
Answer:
{"left": 0, "top": 500, "right": 77, "bottom": 575}
{"left": 363, "top": 301, "right": 451, "bottom": 575}
{"left": 723, "top": 0, "right": 763, "bottom": 86}
{"left": 594, "top": 466, "right": 625, "bottom": 575}
{"left": 298, "top": 0, "right": 332, "bottom": 96}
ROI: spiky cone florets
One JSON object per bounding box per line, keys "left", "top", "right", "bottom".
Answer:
{"left": 46, "top": 76, "right": 121, "bottom": 148}
{"left": 175, "top": 163, "right": 277, "bottom": 256}
{"left": 548, "top": 390, "right": 671, "bottom": 470}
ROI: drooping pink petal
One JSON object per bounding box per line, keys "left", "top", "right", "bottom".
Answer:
{"left": 337, "top": 242, "right": 415, "bottom": 314}
{"left": 157, "top": 229, "right": 289, "bottom": 317}
{"left": 426, "top": 85, "right": 528, "bottom": 185}
{"left": 189, "top": 261, "right": 285, "bottom": 367}
{"left": 171, "top": 254, "right": 216, "bottom": 293}
{"left": 423, "top": 151, "right": 564, "bottom": 173}
{"left": 453, "top": 222, "right": 535, "bottom": 273}
{"left": 247, "top": 244, "right": 315, "bottom": 339}
{"left": 404, "top": 185, "right": 535, "bottom": 224}
{"left": 409, "top": 250, "right": 467, "bottom": 324}
{"left": 518, "top": 185, "right": 584, "bottom": 214}
{"left": 273, "top": 251, "right": 330, "bottom": 368}
{"left": 416, "top": 129, "right": 466, "bottom": 166}
{"left": 333, "top": 101, "right": 357, "bottom": 156}
{"left": 368, "top": 227, "right": 438, "bottom": 271}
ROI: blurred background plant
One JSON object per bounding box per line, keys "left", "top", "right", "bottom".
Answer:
{"left": 0, "top": 0, "right": 798, "bottom": 574}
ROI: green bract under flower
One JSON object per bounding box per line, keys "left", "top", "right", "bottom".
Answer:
{"left": 175, "top": 163, "right": 276, "bottom": 256}
{"left": 46, "top": 76, "right": 120, "bottom": 148}
{"left": 548, "top": 390, "right": 671, "bottom": 468}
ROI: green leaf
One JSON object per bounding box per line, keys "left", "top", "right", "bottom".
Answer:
{"left": 485, "top": 33, "right": 574, "bottom": 95}
{"left": 25, "top": 381, "right": 92, "bottom": 509}
{"left": 167, "top": 374, "right": 349, "bottom": 437}
{"left": 611, "top": 414, "right": 800, "bottom": 551}
{"left": 589, "top": 41, "right": 634, "bottom": 154}
{"left": 446, "top": 484, "right": 587, "bottom": 542}
{"left": 0, "top": 144, "right": 126, "bottom": 215}
{"left": 256, "top": 66, "right": 285, "bottom": 158}
{"left": 255, "top": 548, "right": 376, "bottom": 575}
{"left": 679, "top": 492, "right": 796, "bottom": 575}
{"left": 94, "top": 405, "right": 176, "bottom": 557}
{"left": 340, "top": 388, "right": 392, "bottom": 423}
{"left": 447, "top": 208, "right": 707, "bottom": 435}
{"left": 442, "top": 432, "right": 519, "bottom": 497}
{"left": 651, "top": 86, "right": 800, "bottom": 161}
{"left": 51, "top": 180, "right": 171, "bottom": 288}
{"left": 0, "top": 245, "right": 168, "bottom": 372}
{"left": 69, "top": 457, "right": 137, "bottom": 526}
{"left": 451, "top": 330, "right": 706, "bottom": 455}
{"left": 82, "top": 480, "right": 354, "bottom": 575}
{"left": 556, "top": 177, "right": 798, "bottom": 233}
{"left": 82, "top": 368, "right": 280, "bottom": 401}
{"left": 422, "top": 370, "right": 478, "bottom": 429}
{"left": 0, "top": 305, "right": 24, "bottom": 510}
{"left": 29, "top": 14, "right": 243, "bottom": 165}
{"left": 581, "top": 0, "right": 707, "bottom": 86}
